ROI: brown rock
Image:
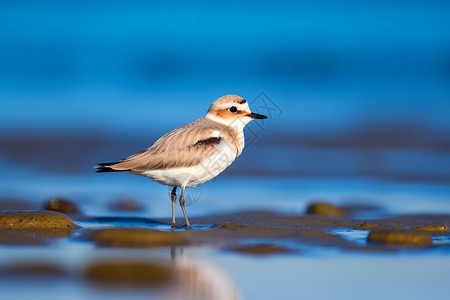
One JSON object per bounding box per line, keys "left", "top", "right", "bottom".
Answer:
{"left": 108, "top": 197, "right": 143, "bottom": 212}
{"left": 43, "top": 198, "right": 79, "bottom": 214}
{"left": 85, "top": 261, "right": 173, "bottom": 285}
{"left": 0, "top": 210, "right": 75, "bottom": 230}
{"left": 358, "top": 223, "right": 405, "bottom": 230}
{"left": 367, "top": 230, "right": 432, "bottom": 246}
{"left": 229, "top": 244, "right": 291, "bottom": 256}
{"left": 307, "top": 202, "right": 347, "bottom": 217}
{"left": 413, "top": 224, "right": 449, "bottom": 233}
{"left": 90, "top": 228, "right": 189, "bottom": 248}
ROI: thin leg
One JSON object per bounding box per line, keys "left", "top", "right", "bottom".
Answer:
{"left": 179, "top": 186, "right": 192, "bottom": 229}
{"left": 171, "top": 186, "right": 177, "bottom": 228}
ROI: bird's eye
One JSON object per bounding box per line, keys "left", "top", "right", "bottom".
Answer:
{"left": 229, "top": 106, "right": 238, "bottom": 113}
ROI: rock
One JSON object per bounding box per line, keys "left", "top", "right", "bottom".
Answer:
{"left": 85, "top": 261, "right": 173, "bottom": 285}
{"left": 108, "top": 197, "right": 143, "bottom": 212}
{"left": 413, "top": 224, "right": 448, "bottom": 233}
{"left": 367, "top": 230, "right": 432, "bottom": 246}
{"left": 0, "top": 210, "right": 75, "bottom": 230}
{"left": 358, "top": 223, "right": 405, "bottom": 230}
{"left": 306, "top": 202, "right": 347, "bottom": 217}
{"left": 90, "top": 228, "right": 189, "bottom": 248}
{"left": 43, "top": 198, "right": 80, "bottom": 214}
{"left": 228, "top": 244, "right": 291, "bottom": 255}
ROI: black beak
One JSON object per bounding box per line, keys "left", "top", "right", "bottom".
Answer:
{"left": 247, "top": 112, "right": 268, "bottom": 119}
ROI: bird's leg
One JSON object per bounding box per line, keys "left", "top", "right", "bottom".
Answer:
{"left": 179, "top": 187, "right": 192, "bottom": 229}
{"left": 171, "top": 187, "right": 177, "bottom": 228}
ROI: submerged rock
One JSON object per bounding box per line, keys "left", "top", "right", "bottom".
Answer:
{"left": 367, "top": 230, "right": 432, "bottom": 246}
{"left": 0, "top": 210, "right": 75, "bottom": 230}
{"left": 85, "top": 262, "right": 173, "bottom": 285}
{"left": 228, "top": 244, "right": 292, "bottom": 256}
{"left": 108, "top": 197, "right": 144, "bottom": 212}
{"left": 306, "top": 202, "right": 348, "bottom": 217}
{"left": 43, "top": 198, "right": 80, "bottom": 214}
{"left": 90, "top": 228, "right": 189, "bottom": 248}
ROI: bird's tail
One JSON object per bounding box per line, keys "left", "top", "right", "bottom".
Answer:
{"left": 94, "top": 162, "right": 127, "bottom": 173}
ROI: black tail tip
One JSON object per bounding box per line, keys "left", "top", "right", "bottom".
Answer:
{"left": 95, "top": 166, "right": 112, "bottom": 173}
{"left": 94, "top": 162, "right": 121, "bottom": 173}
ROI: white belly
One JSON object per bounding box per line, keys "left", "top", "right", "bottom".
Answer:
{"left": 137, "top": 140, "right": 237, "bottom": 188}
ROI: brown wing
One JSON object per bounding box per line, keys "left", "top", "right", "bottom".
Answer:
{"left": 103, "top": 118, "right": 223, "bottom": 171}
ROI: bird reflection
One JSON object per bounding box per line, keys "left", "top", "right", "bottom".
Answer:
{"left": 166, "top": 246, "right": 241, "bottom": 300}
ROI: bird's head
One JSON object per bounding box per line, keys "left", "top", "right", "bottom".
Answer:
{"left": 206, "top": 95, "right": 267, "bottom": 128}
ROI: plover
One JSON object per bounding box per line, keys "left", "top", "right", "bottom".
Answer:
{"left": 95, "top": 95, "right": 267, "bottom": 229}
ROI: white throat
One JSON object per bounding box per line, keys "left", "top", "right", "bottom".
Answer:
{"left": 206, "top": 112, "right": 252, "bottom": 155}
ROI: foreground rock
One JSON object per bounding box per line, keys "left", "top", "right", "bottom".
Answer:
{"left": 0, "top": 210, "right": 75, "bottom": 230}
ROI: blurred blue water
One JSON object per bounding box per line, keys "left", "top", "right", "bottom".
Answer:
{"left": 1, "top": 0, "right": 450, "bottom": 135}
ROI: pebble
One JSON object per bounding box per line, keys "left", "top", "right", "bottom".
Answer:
{"left": 367, "top": 230, "right": 432, "bottom": 246}
{"left": 306, "top": 202, "right": 347, "bottom": 217}
{"left": 358, "top": 223, "right": 405, "bottom": 230}
{"left": 108, "top": 197, "right": 143, "bottom": 212}
{"left": 413, "top": 224, "right": 448, "bottom": 233}
{"left": 43, "top": 198, "right": 80, "bottom": 214}
{"left": 229, "top": 244, "right": 291, "bottom": 255}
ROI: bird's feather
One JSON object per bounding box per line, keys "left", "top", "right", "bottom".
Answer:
{"left": 95, "top": 117, "right": 238, "bottom": 172}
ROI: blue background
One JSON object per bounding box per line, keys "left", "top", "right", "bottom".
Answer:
{"left": 1, "top": 0, "right": 449, "bottom": 183}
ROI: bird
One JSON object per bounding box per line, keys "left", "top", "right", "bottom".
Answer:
{"left": 95, "top": 95, "right": 267, "bottom": 229}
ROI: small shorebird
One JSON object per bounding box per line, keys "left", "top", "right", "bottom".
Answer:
{"left": 95, "top": 95, "right": 267, "bottom": 229}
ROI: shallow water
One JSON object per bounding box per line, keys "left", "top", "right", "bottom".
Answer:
{"left": 1, "top": 173, "right": 450, "bottom": 300}
{"left": 1, "top": 215, "right": 450, "bottom": 300}
{"left": 1, "top": 132, "right": 450, "bottom": 300}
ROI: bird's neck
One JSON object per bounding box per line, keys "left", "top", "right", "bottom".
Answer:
{"left": 205, "top": 113, "right": 247, "bottom": 156}
{"left": 205, "top": 113, "right": 249, "bottom": 132}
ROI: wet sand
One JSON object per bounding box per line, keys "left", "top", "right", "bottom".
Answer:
{"left": 1, "top": 200, "right": 449, "bottom": 254}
